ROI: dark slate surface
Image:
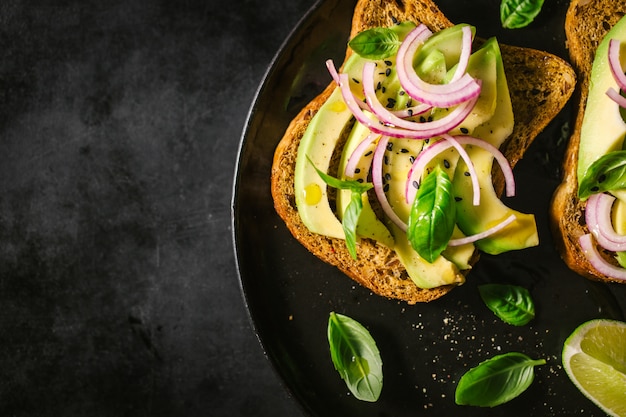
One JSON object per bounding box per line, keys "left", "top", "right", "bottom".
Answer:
{"left": 0, "top": 0, "right": 314, "bottom": 415}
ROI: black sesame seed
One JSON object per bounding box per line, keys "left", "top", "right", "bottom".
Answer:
{"left": 598, "top": 174, "right": 607, "bottom": 183}
{"left": 412, "top": 180, "right": 420, "bottom": 189}
{"left": 377, "top": 81, "right": 382, "bottom": 90}
{"left": 460, "top": 127, "right": 469, "bottom": 134}
{"left": 355, "top": 168, "right": 361, "bottom": 174}
{"left": 383, "top": 183, "right": 390, "bottom": 192}
{"left": 399, "top": 90, "right": 405, "bottom": 95}
{"left": 386, "top": 98, "right": 396, "bottom": 109}
{"left": 591, "top": 186, "right": 600, "bottom": 192}
{"left": 364, "top": 151, "right": 373, "bottom": 157}
{"left": 386, "top": 142, "right": 393, "bottom": 151}
{"left": 384, "top": 155, "right": 389, "bottom": 165}
{"left": 382, "top": 86, "right": 386, "bottom": 94}
{"left": 352, "top": 78, "right": 360, "bottom": 84}
{"left": 357, "top": 178, "right": 364, "bottom": 183}
{"left": 420, "top": 116, "right": 427, "bottom": 122}
{"left": 385, "top": 173, "right": 392, "bottom": 181}
{"left": 401, "top": 148, "right": 409, "bottom": 153}
{"left": 385, "top": 60, "right": 392, "bottom": 66}
{"left": 443, "top": 159, "right": 450, "bottom": 169}
{"left": 391, "top": 15, "right": 399, "bottom": 24}
{"left": 408, "top": 109, "right": 414, "bottom": 116}
{"left": 409, "top": 156, "right": 415, "bottom": 163}
{"left": 425, "top": 139, "right": 430, "bottom": 144}
{"left": 455, "top": 196, "right": 463, "bottom": 202}
{"left": 385, "top": 68, "right": 391, "bottom": 76}
{"left": 427, "top": 116, "right": 433, "bottom": 122}
{"left": 464, "top": 171, "right": 470, "bottom": 176}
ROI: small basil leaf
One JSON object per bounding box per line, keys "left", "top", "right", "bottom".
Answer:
{"left": 500, "top": 0, "right": 545, "bottom": 29}
{"left": 478, "top": 284, "right": 535, "bottom": 326}
{"left": 343, "top": 191, "right": 364, "bottom": 259}
{"left": 327, "top": 312, "right": 383, "bottom": 402}
{"left": 307, "top": 155, "right": 373, "bottom": 194}
{"left": 348, "top": 27, "right": 401, "bottom": 60}
{"left": 578, "top": 150, "right": 626, "bottom": 200}
{"left": 455, "top": 352, "right": 545, "bottom": 407}
{"left": 407, "top": 165, "right": 456, "bottom": 263}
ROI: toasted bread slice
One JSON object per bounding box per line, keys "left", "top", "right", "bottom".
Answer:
{"left": 550, "top": 0, "right": 626, "bottom": 284}
{"left": 272, "top": 0, "right": 576, "bottom": 303}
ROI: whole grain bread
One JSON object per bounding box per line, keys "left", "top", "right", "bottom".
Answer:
{"left": 273, "top": 0, "right": 576, "bottom": 303}
{"left": 550, "top": 0, "right": 626, "bottom": 284}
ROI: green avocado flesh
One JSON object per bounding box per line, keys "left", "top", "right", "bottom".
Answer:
{"left": 293, "top": 22, "right": 538, "bottom": 288}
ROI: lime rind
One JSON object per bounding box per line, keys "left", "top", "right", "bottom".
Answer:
{"left": 562, "top": 319, "right": 626, "bottom": 417}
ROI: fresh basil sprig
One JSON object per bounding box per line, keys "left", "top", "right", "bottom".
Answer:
{"left": 500, "top": 0, "right": 545, "bottom": 29}
{"left": 407, "top": 165, "right": 456, "bottom": 263}
{"left": 478, "top": 284, "right": 535, "bottom": 326}
{"left": 308, "top": 156, "right": 373, "bottom": 259}
{"left": 578, "top": 150, "right": 626, "bottom": 200}
{"left": 455, "top": 352, "right": 545, "bottom": 407}
{"left": 348, "top": 27, "right": 401, "bottom": 60}
{"left": 327, "top": 312, "right": 383, "bottom": 402}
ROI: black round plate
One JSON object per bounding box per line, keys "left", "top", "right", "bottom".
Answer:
{"left": 232, "top": 1, "right": 626, "bottom": 415}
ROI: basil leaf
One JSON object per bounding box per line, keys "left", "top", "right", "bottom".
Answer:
{"left": 478, "top": 284, "right": 535, "bottom": 326}
{"left": 307, "top": 155, "right": 373, "bottom": 194}
{"left": 500, "top": 0, "right": 545, "bottom": 29}
{"left": 348, "top": 27, "right": 401, "bottom": 60}
{"left": 455, "top": 352, "right": 545, "bottom": 407}
{"left": 327, "top": 312, "right": 383, "bottom": 402}
{"left": 578, "top": 150, "right": 626, "bottom": 200}
{"left": 307, "top": 156, "right": 373, "bottom": 259}
{"left": 342, "top": 191, "right": 364, "bottom": 259}
{"left": 407, "top": 165, "right": 456, "bottom": 263}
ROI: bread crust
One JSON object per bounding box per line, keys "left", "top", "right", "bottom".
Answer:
{"left": 273, "top": 0, "right": 576, "bottom": 303}
{"left": 550, "top": 0, "right": 626, "bottom": 284}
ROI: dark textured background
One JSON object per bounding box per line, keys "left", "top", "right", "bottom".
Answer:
{"left": 0, "top": 0, "right": 316, "bottom": 415}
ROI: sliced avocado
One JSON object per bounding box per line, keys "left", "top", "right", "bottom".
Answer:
{"left": 389, "top": 223, "right": 465, "bottom": 289}
{"left": 578, "top": 16, "right": 626, "bottom": 183}
{"left": 337, "top": 119, "right": 394, "bottom": 248}
{"left": 414, "top": 24, "right": 476, "bottom": 73}
{"left": 453, "top": 37, "right": 538, "bottom": 254}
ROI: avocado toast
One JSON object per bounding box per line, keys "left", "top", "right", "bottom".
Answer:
{"left": 272, "top": 0, "right": 576, "bottom": 304}
{"left": 551, "top": 0, "right": 626, "bottom": 284}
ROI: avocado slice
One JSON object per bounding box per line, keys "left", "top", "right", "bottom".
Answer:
{"left": 453, "top": 37, "right": 538, "bottom": 254}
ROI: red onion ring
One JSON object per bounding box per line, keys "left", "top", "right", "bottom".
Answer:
{"left": 344, "top": 132, "right": 379, "bottom": 178}
{"left": 585, "top": 193, "right": 626, "bottom": 251}
{"left": 608, "top": 39, "right": 626, "bottom": 92}
{"left": 606, "top": 87, "right": 626, "bottom": 108}
{"left": 339, "top": 71, "right": 479, "bottom": 139}
{"left": 396, "top": 25, "right": 481, "bottom": 108}
{"left": 448, "top": 214, "right": 516, "bottom": 246}
{"left": 372, "top": 136, "right": 407, "bottom": 231}
{"left": 405, "top": 135, "right": 515, "bottom": 205}
{"left": 579, "top": 233, "right": 626, "bottom": 281}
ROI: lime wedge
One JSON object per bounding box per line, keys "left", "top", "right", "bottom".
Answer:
{"left": 562, "top": 319, "right": 626, "bottom": 417}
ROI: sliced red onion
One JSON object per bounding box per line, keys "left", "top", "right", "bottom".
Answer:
{"left": 362, "top": 62, "right": 480, "bottom": 135}
{"left": 442, "top": 134, "right": 480, "bottom": 206}
{"left": 339, "top": 72, "right": 478, "bottom": 139}
{"left": 579, "top": 233, "right": 626, "bottom": 281}
{"left": 372, "top": 136, "right": 407, "bottom": 231}
{"left": 396, "top": 25, "right": 481, "bottom": 108}
{"left": 404, "top": 134, "right": 514, "bottom": 205}
{"left": 606, "top": 87, "right": 626, "bottom": 108}
{"left": 454, "top": 135, "right": 516, "bottom": 197}
{"left": 608, "top": 39, "right": 626, "bottom": 92}
{"left": 344, "top": 132, "right": 379, "bottom": 178}
{"left": 449, "top": 25, "right": 473, "bottom": 83}
{"left": 448, "top": 214, "right": 516, "bottom": 246}
{"left": 585, "top": 193, "right": 626, "bottom": 251}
